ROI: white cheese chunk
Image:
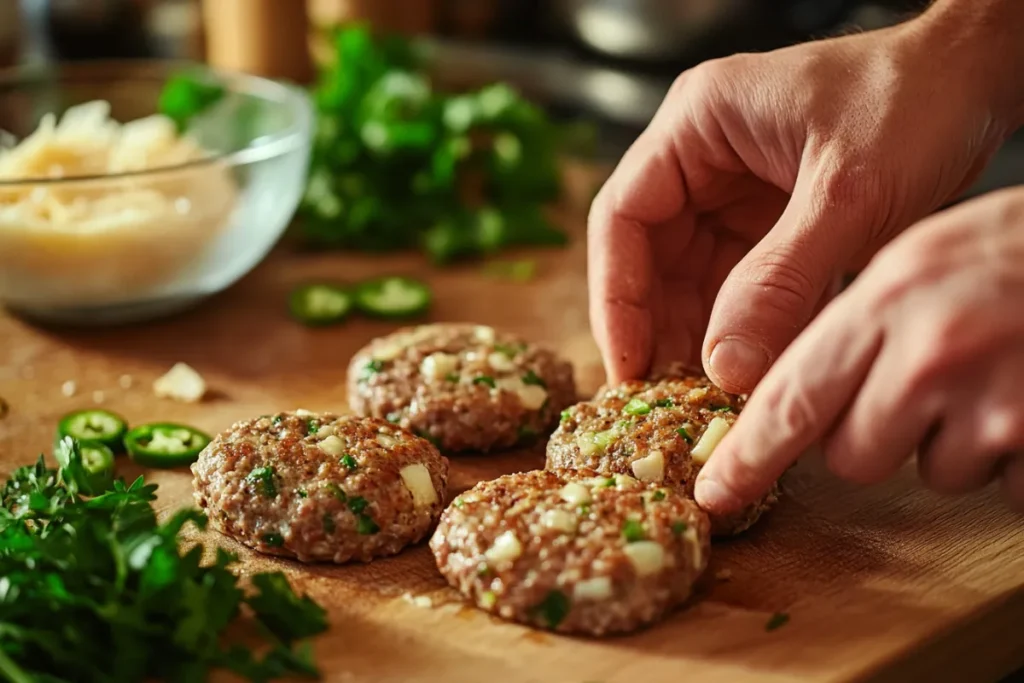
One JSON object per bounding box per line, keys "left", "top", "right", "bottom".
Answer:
{"left": 400, "top": 463, "right": 438, "bottom": 507}
{"left": 630, "top": 449, "right": 665, "bottom": 483}
{"left": 318, "top": 435, "right": 345, "bottom": 456}
{"left": 420, "top": 352, "right": 458, "bottom": 381}
{"left": 516, "top": 384, "right": 548, "bottom": 411}
{"left": 541, "top": 508, "right": 577, "bottom": 533}
{"left": 316, "top": 424, "right": 335, "bottom": 439}
{"left": 684, "top": 526, "right": 703, "bottom": 570}
{"left": 485, "top": 530, "right": 523, "bottom": 564}
{"left": 559, "top": 481, "right": 592, "bottom": 505}
{"left": 377, "top": 433, "right": 398, "bottom": 448}
{"left": 486, "top": 351, "right": 516, "bottom": 372}
{"left": 623, "top": 541, "right": 666, "bottom": 577}
{"left": 473, "top": 325, "right": 496, "bottom": 343}
{"left": 153, "top": 362, "right": 206, "bottom": 403}
{"left": 690, "top": 416, "right": 732, "bottom": 464}
{"left": 573, "top": 576, "right": 613, "bottom": 601}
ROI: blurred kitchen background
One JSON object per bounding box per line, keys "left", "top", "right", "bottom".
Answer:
{"left": 1, "top": 0, "right": 1022, "bottom": 199}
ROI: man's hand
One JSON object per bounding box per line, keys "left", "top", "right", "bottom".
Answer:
{"left": 588, "top": 3, "right": 1020, "bottom": 394}
{"left": 695, "top": 187, "right": 1024, "bottom": 513}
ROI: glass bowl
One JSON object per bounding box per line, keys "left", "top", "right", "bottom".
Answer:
{"left": 0, "top": 61, "right": 313, "bottom": 325}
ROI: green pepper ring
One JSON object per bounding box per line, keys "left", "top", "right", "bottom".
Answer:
{"left": 56, "top": 409, "right": 129, "bottom": 453}
{"left": 288, "top": 282, "right": 354, "bottom": 327}
{"left": 353, "top": 276, "right": 432, "bottom": 319}
{"left": 79, "top": 443, "right": 116, "bottom": 495}
{"left": 124, "top": 422, "right": 213, "bottom": 469}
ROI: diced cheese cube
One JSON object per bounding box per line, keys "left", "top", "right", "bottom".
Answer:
{"left": 559, "top": 482, "right": 592, "bottom": 505}
{"left": 486, "top": 351, "right": 516, "bottom": 372}
{"left": 318, "top": 435, "right": 345, "bottom": 456}
{"left": 573, "top": 576, "right": 613, "bottom": 601}
{"left": 516, "top": 384, "right": 548, "bottom": 411}
{"left": 421, "top": 352, "right": 459, "bottom": 381}
{"left": 691, "top": 416, "right": 732, "bottom": 464}
{"left": 623, "top": 541, "right": 666, "bottom": 577}
{"left": 473, "top": 326, "right": 496, "bottom": 343}
{"left": 400, "top": 463, "right": 438, "bottom": 507}
{"left": 630, "top": 449, "right": 665, "bottom": 483}
{"left": 541, "top": 508, "right": 577, "bottom": 533}
{"left": 485, "top": 530, "right": 522, "bottom": 564}
{"left": 153, "top": 362, "right": 206, "bottom": 403}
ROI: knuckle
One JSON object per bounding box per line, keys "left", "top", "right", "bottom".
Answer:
{"left": 760, "top": 379, "right": 820, "bottom": 447}
{"left": 823, "top": 435, "right": 886, "bottom": 485}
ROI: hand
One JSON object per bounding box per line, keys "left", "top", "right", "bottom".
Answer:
{"left": 588, "top": 7, "right": 1018, "bottom": 394}
{"left": 695, "top": 187, "right": 1024, "bottom": 513}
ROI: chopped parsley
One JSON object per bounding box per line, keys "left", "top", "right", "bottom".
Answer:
{"left": 445, "top": 372, "right": 460, "bottom": 382}
{"left": 577, "top": 503, "right": 591, "bottom": 516}
{"left": 247, "top": 466, "right": 278, "bottom": 498}
{"left": 671, "top": 521, "right": 688, "bottom": 536}
{"left": 710, "top": 404, "right": 734, "bottom": 413}
{"left": 322, "top": 513, "right": 336, "bottom": 534}
{"left": 271, "top": 415, "right": 283, "bottom": 426}
{"left": 453, "top": 498, "right": 465, "bottom": 508}
{"left": 560, "top": 408, "right": 574, "bottom": 423}
{"left": 262, "top": 532, "right": 284, "bottom": 547}
{"left": 481, "top": 591, "right": 498, "bottom": 609}
{"left": 765, "top": 612, "right": 790, "bottom": 631}
{"left": 356, "top": 514, "right": 379, "bottom": 535}
{"left": 623, "top": 398, "right": 651, "bottom": 416}
{"left": 360, "top": 359, "right": 384, "bottom": 381}
{"left": 473, "top": 375, "right": 496, "bottom": 388}
{"left": 677, "top": 427, "right": 693, "bottom": 444}
{"left": 652, "top": 489, "right": 667, "bottom": 502}
{"left": 386, "top": 412, "right": 402, "bottom": 423}
{"left": 347, "top": 496, "right": 369, "bottom": 515}
{"left": 621, "top": 519, "right": 645, "bottom": 542}
{"left": 308, "top": 419, "right": 323, "bottom": 435}
{"left": 652, "top": 398, "right": 674, "bottom": 408}
{"left": 340, "top": 454, "right": 358, "bottom": 469}
{"left": 522, "top": 370, "right": 546, "bottom": 387}
{"left": 601, "top": 477, "right": 616, "bottom": 488}
{"left": 326, "top": 482, "right": 347, "bottom": 503}
{"left": 531, "top": 590, "right": 571, "bottom": 629}
{"left": 296, "top": 488, "right": 308, "bottom": 498}
{"left": 476, "top": 563, "right": 490, "bottom": 576}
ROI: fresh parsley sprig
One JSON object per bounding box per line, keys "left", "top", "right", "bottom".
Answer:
{"left": 0, "top": 439, "right": 328, "bottom": 682}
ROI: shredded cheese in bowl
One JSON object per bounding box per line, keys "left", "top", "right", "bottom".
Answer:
{"left": 0, "top": 101, "right": 237, "bottom": 308}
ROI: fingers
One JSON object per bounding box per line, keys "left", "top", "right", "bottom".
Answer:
{"left": 588, "top": 110, "right": 689, "bottom": 384}
{"left": 702, "top": 166, "right": 867, "bottom": 394}
{"left": 694, "top": 288, "right": 883, "bottom": 514}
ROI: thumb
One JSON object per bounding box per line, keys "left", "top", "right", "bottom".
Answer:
{"left": 702, "top": 168, "right": 863, "bottom": 393}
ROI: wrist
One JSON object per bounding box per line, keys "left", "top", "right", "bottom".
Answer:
{"left": 904, "top": 0, "right": 1024, "bottom": 133}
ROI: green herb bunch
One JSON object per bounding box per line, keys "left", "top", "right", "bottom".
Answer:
{"left": 0, "top": 438, "right": 328, "bottom": 683}
{"left": 301, "top": 25, "right": 568, "bottom": 263}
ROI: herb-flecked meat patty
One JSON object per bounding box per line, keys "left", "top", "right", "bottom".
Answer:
{"left": 430, "top": 469, "right": 710, "bottom": 636}
{"left": 191, "top": 411, "right": 449, "bottom": 563}
{"left": 347, "top": 324, "right": 577, "bottom": 452}
{"left": 547, "top": 374, "right": 778, "bottom": 536}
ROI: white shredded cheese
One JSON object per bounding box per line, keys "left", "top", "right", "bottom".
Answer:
{"left": 623, "top": 541, "right": 666, "bottom": 577}
{"left": 573, "top": 576, "right": 613, "bottom": 601}
{"left": 691, "top": 416, "right": 732, "bottom": 464}
{"left": 420, "top": 352, "right": 458, "bottom": 381}
{"left": 541, "top": 508, "right": 577, "bottom": 533}
{"left": 399, "top": 463, "right": 438, "bottom": 507}
{"left": 630, "top": 449, "right": 665, "bottom": 483}
{"left": 559, "top": 481, "right": 592, "bottom": 506}
{"left": 152, "top": 362, "right": 206, "bottom": 403}
{"left": 485, "top": 531, "right": 523, "bottom": 564}
{"left": 318, "top": 435, "right": 345, "bottom": 457}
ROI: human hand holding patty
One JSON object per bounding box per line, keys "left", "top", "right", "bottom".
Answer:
{"left": 589, "top": 0, "right": 1023, "bottom": 395}
{"left": 696, "top": 187, "right": 1024, "bottom": 513}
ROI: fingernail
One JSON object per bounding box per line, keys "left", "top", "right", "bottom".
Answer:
{"left": 695, "top": 478, "right": 742, "bottom": 513}
{"left": 709, "top": 338, "right": 769, "bottom": 391}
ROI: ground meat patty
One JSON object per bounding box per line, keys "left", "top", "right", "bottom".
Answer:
{"left": 547, "top": 374, "right": 778, "bottom": 536}
{"left": 347, "top": 323, "right": 576, "bottom": 452}
{"left": 191, "top": 411, "right": 449, "bottom": 563}
{"left": 430, "top": 469, "right": 710, "bottom": 636}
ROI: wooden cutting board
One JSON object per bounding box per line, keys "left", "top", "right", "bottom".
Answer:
{"left": 1, "top": 199, "right": 1023, "bottom": 683}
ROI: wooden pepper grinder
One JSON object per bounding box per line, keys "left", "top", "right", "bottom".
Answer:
{"left": 201, "top": 0, "right": 313, "bottom": 83}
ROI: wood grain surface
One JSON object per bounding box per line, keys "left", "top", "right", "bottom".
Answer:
{"left": 1, "top": 193, "right": 1023, "bottom": 683}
